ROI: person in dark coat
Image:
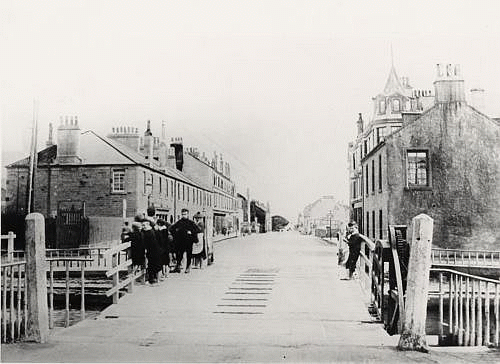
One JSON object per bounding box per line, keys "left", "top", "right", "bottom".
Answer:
{"left": 142, "top": 217, "right": 163, "bottom": 284}
{"left": 169, "top": 208, "right": 200, "bottom": 273}
{"left": 344, "top": 221, "right": 364, "bottom": 280}
{"left": 155, "top": 218, "right": 172, "bottom": 279}
{"left": 124, "top": 221, "right": 146, "bottom": 270}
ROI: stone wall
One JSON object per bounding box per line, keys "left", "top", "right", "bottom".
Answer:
{"left": 385, "top": 104, "right": 500, "bottom": 249}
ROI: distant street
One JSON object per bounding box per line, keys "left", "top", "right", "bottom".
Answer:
{"left": 3, "top": 232, "right": 499, "bottom": 363}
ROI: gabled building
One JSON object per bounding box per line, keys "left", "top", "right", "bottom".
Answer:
{"left": 301, "top": 196, "right": 349, "bottom": 237}
{"left": 5, "top": 118, "right": 215, "bottom": 245}
{"left": 348, "top": 64, "right": 500, "bottom": 249}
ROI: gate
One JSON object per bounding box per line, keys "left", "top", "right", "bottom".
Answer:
{"left": 56, "top": 201, "right": 88, "bottom": 248}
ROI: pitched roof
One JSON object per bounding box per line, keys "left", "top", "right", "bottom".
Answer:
{"left": 6, "top": 130, "right": 208, "bottom": 190}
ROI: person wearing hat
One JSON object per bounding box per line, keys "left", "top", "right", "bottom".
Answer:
{"left": 169, "top": 208, "right": 200, "bottom": 273}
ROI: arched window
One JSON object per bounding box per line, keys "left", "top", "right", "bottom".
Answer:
{"left": 392, "top": 99, "right": 400, "bottom": 112}
{"left": 379, "top": 99, "right": 386, "bottom": 114}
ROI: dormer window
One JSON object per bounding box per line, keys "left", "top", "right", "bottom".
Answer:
{"left": 392, "top": 99, "right": 401, "bottom": 112}
{"left": 379, "top": 99, "right": 386, "bottom": 114}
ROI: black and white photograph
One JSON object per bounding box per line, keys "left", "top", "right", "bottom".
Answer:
{"left": 1, "top": 1, "right": 500, "bottom": 362}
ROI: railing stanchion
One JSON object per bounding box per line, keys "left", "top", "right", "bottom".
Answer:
{"left": 439, "top": 272, "right": 443, "bottom": 338}
{"left": 471, "top": 279, "right": 476, "bottom": 345}
{"left": 465, "top": 277, "right": 470, "bottom": 346}
{"left": 495, "top": 283, "right": 499, "bottom": 346}
{"left": 49, "top": 262, "right": 54, "bottom": 329}
{"left": 485, "top": 282, "right": 490, "bottom": 346}
{"left": 458, "top": 275, "right": 463, "bottom": 345}
{"left": 10, "top": 266, "right": 15, "bottom": 341}
{"left": 17, "top": 264, "right": 22, "bottom": 338}
{"left": 65, "top": 261, "right": 70, "bottom": 328}
{"left": 81, "top": 263, "right": 85, "bottom": 320}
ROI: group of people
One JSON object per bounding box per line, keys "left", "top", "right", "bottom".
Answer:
{"left": 121, "top": 207, "right": 206, "bottom": 285}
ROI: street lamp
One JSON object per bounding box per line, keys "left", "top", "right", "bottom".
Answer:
{"left": 328, "top": 210, "right": 333, "bottom": 240}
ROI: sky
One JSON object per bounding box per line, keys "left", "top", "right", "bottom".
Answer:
{"left": 2, "top": 1, "right": 500, "bottom": 222}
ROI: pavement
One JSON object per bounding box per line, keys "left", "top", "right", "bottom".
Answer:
{"left": 2, "top": 231, "right": 500, "bottom": 363}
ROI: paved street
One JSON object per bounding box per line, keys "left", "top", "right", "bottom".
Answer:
{"left": 3, "top": 232, "right": 500, "bottom": 363}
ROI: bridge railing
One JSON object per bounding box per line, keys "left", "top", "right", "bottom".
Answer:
{"left": 355, "top": 234, "right": 375, "bottom": 299}
{"left": 430, "top": 268, "right": 500, "bottom": 347}
{"left": 104, "top": 242, "right": 145, "bottom": 304}
{"left": 1, "top": 260, "right": 26, "bottom": 343}
{"left": 431, "top": 248, "right": 500, "bottom": 267}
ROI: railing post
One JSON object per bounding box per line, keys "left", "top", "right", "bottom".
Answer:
{"left": 25, "top": 213, "right": 49, "bottom": 343}
{"left": 398, "top": 213, "right": 433, "bottom": 352}
{"left": 7, "top": 231, "right": 15, "bottom": 262}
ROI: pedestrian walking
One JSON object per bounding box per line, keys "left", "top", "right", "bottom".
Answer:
{"left": 169, "top": 208, "right": 201, "bottom": 273}
{"left": 142, "top": 216, "right": 163, "bottom": 285}
{"left": 155, "top": 218, "right": 172, "bottom": 279}
{"left": 192, "top": 212, "right": 207, "bottom": 269}
{"left": 342, "top": 221, "right": 364, "bottom": 280}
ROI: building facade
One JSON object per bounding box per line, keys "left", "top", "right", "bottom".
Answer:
{"left": 5, "top": 119, "right": 215, "bottom": 245}
{"left": 348, "top": 64, "right": 500, "bottom": 249}
{"left": 301, "top": 196, "right": 349, "bottom": 237}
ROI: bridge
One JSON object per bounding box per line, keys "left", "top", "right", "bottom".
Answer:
{"left": 2, "top": 215, "right": 500, "bottom": 362}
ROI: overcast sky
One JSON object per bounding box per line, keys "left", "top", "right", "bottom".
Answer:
{"left": 2, "top": 1, "right": 500, "bottom": 222}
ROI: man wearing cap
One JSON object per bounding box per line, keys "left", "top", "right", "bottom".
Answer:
{"left": 169, "top": 208, "right": 200, "bottom": 273}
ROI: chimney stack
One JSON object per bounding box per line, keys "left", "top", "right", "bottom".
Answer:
{"left": 46, "top": 123, "right": 54, "bottom": 147}
{"left": 144, "top": 120, "right": 154, "bottom": 164}
{"left": 470, "top": 88, "right": 485, "bottom": 112}
{"left": 56, "top": 115, "right": 81, "bottom": 164}
{"left": 170, "top": 137, "right": 184, "bottom": 171}
{"left": 356, "top": 113, "right": 364, "bottom": 136}
{"left": 433, "top": 64, "right": 465, "bottom": 104}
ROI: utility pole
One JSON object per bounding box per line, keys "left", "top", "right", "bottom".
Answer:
{"left": 27, "top": 99, "right": 38, "bottom": 214}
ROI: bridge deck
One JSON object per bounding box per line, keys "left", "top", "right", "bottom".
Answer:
{"left": 3, "top": 233, "right": 494, "bottom": 363}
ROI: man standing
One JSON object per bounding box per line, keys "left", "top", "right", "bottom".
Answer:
{"left": 343, "top": 221, "right": 364, "bottom": 280}
{"left": 169, "top": 208, "right": 200, "bottom": 273}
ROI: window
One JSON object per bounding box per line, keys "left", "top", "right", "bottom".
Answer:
{"left": 371, "top": 160, "right": 375, "bottom": 193}
{"left": 366, "top": 212, "right": 370, "bottom": 237}
{"left": 112, "top": 170, "right": 125, "bottom": 192}
{"left": 376, "top": 127, "right": 386, "bottom": 144}
{"left": 159, "top": 177, "right": 162, "bottom": 193}
{"left": 372, "top": 211, "right": 375, "bottom": 239}
{"left": 365, "top": 165, "right": 369, "bottom": 196}
{"left": 392, "top": 99, "right": 400, "bottom": 112}
{"left": 379, "top": 99, "right": 386, "bottom": 114}
{"left": 379, "top": 210, "right": 383, "bottom": 239}
{"left": 407, "top": 150, "right": 429, "bottom": 186}
{"left": 378, "top": 155, "right": 382, "bottom": 192}
{"left": 143, "top": 172, "right": 147, "bottom": 194}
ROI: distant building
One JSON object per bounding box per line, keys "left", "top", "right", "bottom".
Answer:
{"left": 348, "top": 64, "right": 500, "bottom": 249}
{"left": 302, "top": 196, "right": 349, "bottom": 237}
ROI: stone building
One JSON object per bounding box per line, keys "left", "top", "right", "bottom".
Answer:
{"left": 348, "top": 64, "right": 500, "bottom": 249}
{"left": 5, "top": 118, "right": 214, "bottom": 245}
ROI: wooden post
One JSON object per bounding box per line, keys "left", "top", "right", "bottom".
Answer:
{"left": 25, "top": 213, "right": 49, "bottom": 343}
{"left": 398, "top": 213, "right": 433, "bottom": 352}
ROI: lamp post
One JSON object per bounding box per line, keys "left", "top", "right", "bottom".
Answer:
{"left": 328, "top": 210, "right": 333, "bottom": 240}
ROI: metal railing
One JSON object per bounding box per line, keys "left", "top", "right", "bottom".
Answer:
{"left": 431, "top": 268, "right": 500, "bottom": 347}
{"left": 431, "top": 249, "right": 500, "bottom": 267}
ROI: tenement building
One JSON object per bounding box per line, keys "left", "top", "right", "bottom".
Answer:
{"left": 347, "top": 64, "right": 500, "bottom": 249}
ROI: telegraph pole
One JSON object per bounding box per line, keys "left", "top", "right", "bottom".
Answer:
{"left": 27, "top": 99, "right": 38, "bottom": 214}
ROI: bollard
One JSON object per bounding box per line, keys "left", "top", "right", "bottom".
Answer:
{"left": 25, "top": 213, "right": 49, "bottom": 343}
{"left": 398, "top": 213, "right": 434, "bottom": 352}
